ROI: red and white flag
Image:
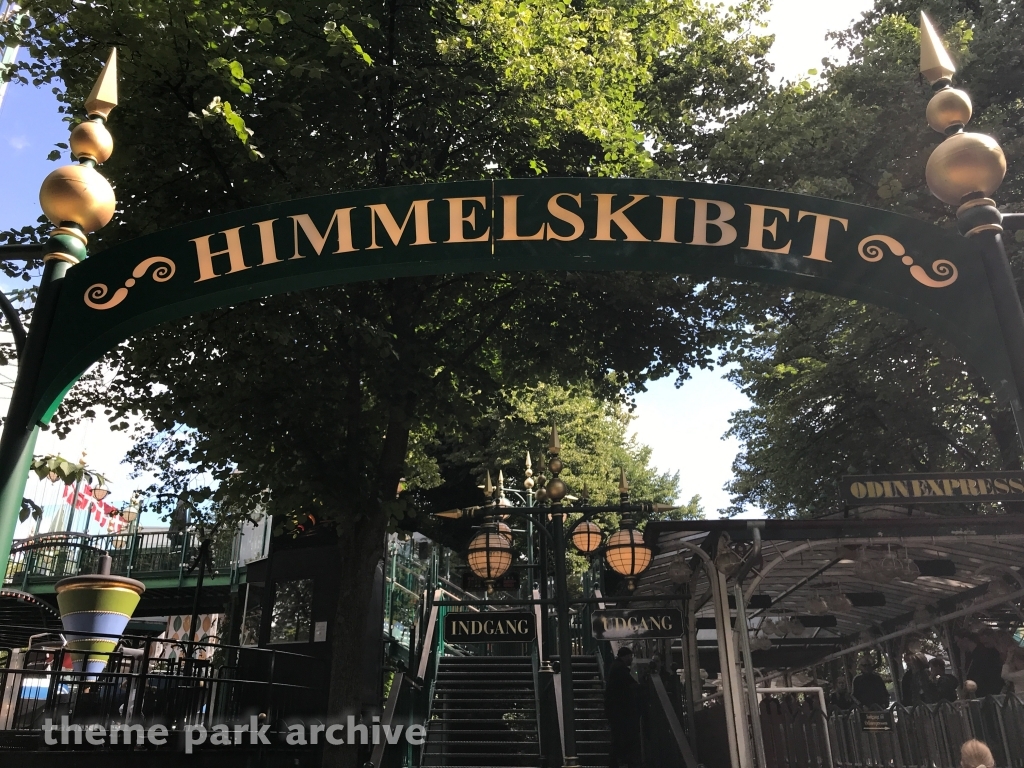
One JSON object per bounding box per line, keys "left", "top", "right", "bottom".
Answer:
{"left": 62, "top": 483, "right": 125, "bottom": 533}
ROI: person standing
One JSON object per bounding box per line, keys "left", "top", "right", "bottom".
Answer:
{"left": 966, "top": 630, "right": 1005, "bottom": 697}
{"left": 829, "top": 678, "right": 858, "bottom": 711}
{"left": 852, "top": 655, "right": 890, "bottom": 709}
{"left": 605, "top": 646, "right": 643, "bottom": 768}
{"left": 1000, "top": 645, "right": 1024, "bottom": 692}
{"left": 900, "top": 652, "right": 934, "bottom": 706}
{"left": 928, "top": 657, "right": 959, "bottom": 703}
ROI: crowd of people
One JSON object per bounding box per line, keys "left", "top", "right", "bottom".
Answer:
{"left": 835, "top": 627, "right": 1024, "bottom": 710}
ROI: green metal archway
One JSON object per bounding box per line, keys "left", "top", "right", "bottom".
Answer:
{"left": 0, "top": 177, "right": 1016, "bottom": 568}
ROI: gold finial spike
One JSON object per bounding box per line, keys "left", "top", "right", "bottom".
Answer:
{"left": 920, "top": 13, "right": 956, "bottom": 85}
{"left": 549, "top": 424, "right": 561, "bottom": 455}
{"left": 525, "top": 452, "right": 532, "bottom": 472}
{"left": 618, "top": 467, "right": 629, "bottom": 495}
{"left": 85, "top": 48, "right": 118, "bottom": 119}
{"left": 498, "top": 470, "right": 505, "bottom": 491}
{"left": 484, "top": 471, "right": 494, "bottom": 497}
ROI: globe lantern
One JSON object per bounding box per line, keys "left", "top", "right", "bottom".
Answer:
{"left": 714, "top": 545, "right": 743, "bottom": 577}
{"left": 666, "top": 559, "right": 693, "bottom": 585}
{"left": 496, "top": 521, "right": 513, "bottom": 543}
{"left": 467, "top": 525, "right": 513, "bottom": 593}
{"left": 604, "top": 523, "right": 651, "bottom": 590}
{"left": 571, "top": 520, "right": 603, "bottom": 554}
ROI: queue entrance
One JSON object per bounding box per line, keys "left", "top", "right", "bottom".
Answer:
{"left": 625, "top": 511, "right": 1024, "bottom": 768}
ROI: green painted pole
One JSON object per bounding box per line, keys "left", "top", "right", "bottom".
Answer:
{"left": 0, "top": 426, "right": 38, "bottom": 583}
{"left": 0, "top": 257, "right": 74, "bottom": 580}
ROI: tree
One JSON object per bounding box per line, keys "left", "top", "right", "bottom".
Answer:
{"left": 2, "top": 1, "right": 771, "bottom": 764}
{"left": 653, "top": 2, "right": 1024, "bottom": 517}
{"left": 413, "top": 380, "right": 695, "bottom": 596}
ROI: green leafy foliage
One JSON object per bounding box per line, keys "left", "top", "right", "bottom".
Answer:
{"left": 681, "top": 2, "right": 1024, "bottom": 516}
{"left": 29, "top": 453, "right": 108, "bottom": 489}
{"left": 0, "top": 0, "right": 770, "bottom": 758}
{"left": 19, "top": 498, "right": 42, "bottom": 524}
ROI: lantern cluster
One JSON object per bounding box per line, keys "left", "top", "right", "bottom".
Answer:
{"left": 569, "top": 516, "right": 652, "bottom": 591}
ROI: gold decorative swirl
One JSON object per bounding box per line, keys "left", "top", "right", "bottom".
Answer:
{"left": 909, "top": 260, "right": 958, "bottom": 288}
{"left": 84, "top": 283, "right": 129, "bottom": 310}
{"left": 84, "top": 256, "right": 176, "bottom": 310}
{"left": 857, "top": 235, "right": 906, "bottom": 262}
{"left": 857, "top": 235, "right": 957, "bottom": 289}
{"left": 134, "top": 256, "right": 175, "bottom": 282}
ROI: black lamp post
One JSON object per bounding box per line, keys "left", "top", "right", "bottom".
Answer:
{"left": 919, "top": 14, "right": 1024, "bottom": 452}
{"left": 453, "top": 426, "right": 655, "bottom": 768}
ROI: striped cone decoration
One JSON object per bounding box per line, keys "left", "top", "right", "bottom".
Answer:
{"left": 55, "top": 553, "right": 144, "bottom": 675}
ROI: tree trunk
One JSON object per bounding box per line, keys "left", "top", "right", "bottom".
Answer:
{"left": 322, "top": 508, "right": 390, "bottom": 768}
{"left": 322, "top": 414, "right": 411, "bottom": 768}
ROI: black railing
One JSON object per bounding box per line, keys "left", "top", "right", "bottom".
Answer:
{"left": 0, "top": 629, "right": 324, "bottom": 747}
{"left": 828, "top": 696, "right": 1024, "bottom": 768}
{"left": 5, "top": 530, "right": 244, "bottom": 588}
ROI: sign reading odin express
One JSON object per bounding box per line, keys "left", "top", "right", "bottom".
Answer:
{"left": 591, "top": 609, "right": 683, "bottom": 640}
{"left": 841, "top": 472, "right": 1024, "bottom": 505}
{"left": 443, "top": 612, "right": 536, "bottom": 643}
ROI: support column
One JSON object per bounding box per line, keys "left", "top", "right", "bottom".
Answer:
{"left": 0, "top": 258, "right": 72, "bottom": 572}
{"left": 710, "top": 565, "right": 752, "bottom": 768}
{"left": 733, "top": 582, "right": 767, "bottom": 768}
{"left": 0, "top": 426, "right": 38, "bottom": 580}
{"left": 684, "top": 589, "right": 700, "bottom": 752}
{"left": 552, "top": 509, "right": 578, "bottom": 767}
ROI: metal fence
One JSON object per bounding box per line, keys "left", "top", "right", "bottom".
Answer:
{"left": 760, "top": 695, "right": 833, "bottom": 768}
{"left": 829, "top": 696, "right": 1024, "bottom": 768}
{"left": 4, "top": 529, "right": 247, "bottom": 587}
{"left": 0, "top": 632, "right": 323, "bottom": 744}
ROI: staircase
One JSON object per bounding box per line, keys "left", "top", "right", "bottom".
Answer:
{"left": 555, "top": 655, "right": 612, "bottom": 768}
{"left": 422, "top": 656, "right": 541, "bottom": 767}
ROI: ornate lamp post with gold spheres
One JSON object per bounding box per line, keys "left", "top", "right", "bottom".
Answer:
{"left": 441, "top": 426, "right": 658, "bottom": 768}
{"left": 919, "top": 14, "right": 1024, "bottom": 448}
{"left": 0, "top": 50, "right": 120, "bottom": 574}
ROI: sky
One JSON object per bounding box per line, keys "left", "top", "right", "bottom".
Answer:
{"left": 0, "top": 0, "right": 876, "bottom": 533}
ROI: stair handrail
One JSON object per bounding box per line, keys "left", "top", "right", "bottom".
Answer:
{"left": 649, "top": 672, "right": 700, "bottom": 768}
{"left": 532, "top": 587, "right": 544, "bottom": 662}
{"left": 415, "top": 588, "right": 444, "bottom": 682}
{"left": 436, "top": 587, "right": 482, "bottom": 611}
{"left": 370, "top": 670, "right": 406, "bottom": 768}
{"left": 592, "top": 586, "right": 621, "bottom": 661}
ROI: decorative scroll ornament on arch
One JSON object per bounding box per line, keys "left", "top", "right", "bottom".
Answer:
{"left": 857, "top": 234, "right": 958, "bottom": 288}
{"left": 85, "top": 256, "right": 177, "bottom": 310}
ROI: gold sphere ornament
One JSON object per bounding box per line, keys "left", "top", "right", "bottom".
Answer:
{"left": 571, "top": 520, "right": 603, "bottom": 554}
{"left": 70, "top": 120, "right": 114, "bottom": 164}
{"left": 926, "top": 88, "right": 972, "bottom": 134}
{"left": 925, "top": 132, "right": 1006, "bottom": 206}
{"left": 545, "top": 477, "right": 567, "bottom": 502}
{"left": 39, "top": 164, "right": 115, "bottom": 232}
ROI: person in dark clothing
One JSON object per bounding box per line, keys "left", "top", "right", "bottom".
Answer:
{"left": 852, "top": 656, "right": 890, "bottom": 709}
{"left": 605, "top": 646, "right": 643, "bottom": 768}
{"left": 960, "top": 631, "right": 1005, "bottom": 697}
{"left": 901, "top": 652, "right": 932, "bottom": 706}
{"left": 928, "top": 657, "right": 959, "bottom": 703}
{"left": 829, "top": 678, "right": 858, "bottom": 711}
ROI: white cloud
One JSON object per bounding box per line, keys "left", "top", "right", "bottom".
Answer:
{"left": 8, "top": 135, "right": 28, "bottom": 151}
